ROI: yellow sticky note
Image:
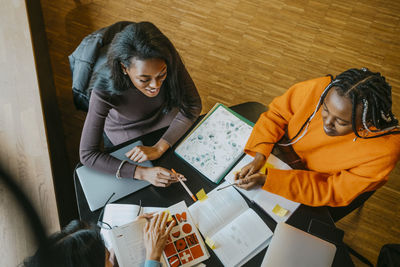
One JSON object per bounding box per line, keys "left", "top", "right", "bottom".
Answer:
{"left": 205, "top": 236, "right": 216, "bottom": 249}
{"left": 260, "top": 162, "right": 275, "bottom": 174}
{"left": 165, "top": 210, "right": 173, "bottom": 221}
{"left": 272, "top": 204, "right": 289, "bottom": 217}
{"left": 196, "top": 189, "right": 208, "bottom": 202}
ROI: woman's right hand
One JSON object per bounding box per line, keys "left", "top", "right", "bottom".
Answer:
{"left": 234, "top": 152, "right": 266, "bottom": 183}
{"left": 143, "top": 212, "right": 176, "bottom": 261}
{"left": 134, "top": 166, "right": 186, "bottom": 187}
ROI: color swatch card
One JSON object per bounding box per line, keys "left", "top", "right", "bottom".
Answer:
{"left": 163, "top": 201, "right": 210, "bottom": 267}
{"left": 175, "top": 103, "right": 254, "bottom": 183}
{"left": 224, "top": 154, "right": 300, "bottom": 223}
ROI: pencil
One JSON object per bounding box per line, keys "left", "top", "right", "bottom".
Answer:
{"left": 171, "top": 169, "right": 197, "bottom": 202}
{"left": 217, "top": 183, "right": 239, "bottom": 191}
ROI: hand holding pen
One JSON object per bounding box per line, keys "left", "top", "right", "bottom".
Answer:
{"left": 134, "top": 166, "right": 186, "bottom": 187}
{"left": 234, "top": 153, "right": 267, "bottom": 190}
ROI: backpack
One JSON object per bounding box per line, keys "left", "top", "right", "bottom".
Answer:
{"left": 68, "top": 21, "right": 132, "bottom": 111}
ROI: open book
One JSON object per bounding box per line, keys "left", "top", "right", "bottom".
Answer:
{"left": 224, "top": 154, "right": 301, "bottom": 223}
{"left": 175, "top": 103, "right": 253, "bottom": 183}
{"left": 108, "top": 201, "right": 209, "bottom": 267}
{"left": 188, "top": 183, "right": 273, "bottom": 267}
{"left": 100, "top": 203, "right": 164, "bottom": 249}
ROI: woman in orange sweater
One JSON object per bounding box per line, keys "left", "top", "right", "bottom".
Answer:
{"left": 235, "top": 68, "right": 400, "bottom": 208}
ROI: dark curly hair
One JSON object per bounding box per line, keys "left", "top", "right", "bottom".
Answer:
{"left": 106, "top": 21, "right": 194, "bottom": 118}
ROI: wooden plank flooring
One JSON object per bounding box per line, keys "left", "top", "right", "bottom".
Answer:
{"left": 40, "top": 0, "right": 400, "bottom": 265}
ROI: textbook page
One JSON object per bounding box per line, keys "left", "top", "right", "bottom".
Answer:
{"left": 188, "top": 183, "right": 249, "bottom": 237}
{"left": 224, "top": 154, "right": 300, "bottom": 222}
{"left": 110, "top": 219, "right": 148, "bottom": 267}
{"left": 188, "top": 183, "right": 273, "bottom": 267}
{"left": 101, "top": 204, "right": 164, "bottom": 249}
{"left": 211, "top": 209, "right": 273, "bottom": 267}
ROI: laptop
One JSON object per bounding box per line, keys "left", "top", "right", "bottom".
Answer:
{"left": 76, "top": 140, "right": 152, "bottom": 211}
{"left": 261, "top": 222, "right": 337, "bottom": 267}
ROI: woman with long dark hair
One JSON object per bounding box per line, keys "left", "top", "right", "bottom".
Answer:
{"left": 235, "top": 68, "right": 400, "bottom": 208}
{"left": 80, "top": 22, "right": 201, "bottom": 186}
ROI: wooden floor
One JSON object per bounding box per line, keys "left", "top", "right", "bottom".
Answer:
{"left": 41, "top": 0, "right": 400, "bottom": 265}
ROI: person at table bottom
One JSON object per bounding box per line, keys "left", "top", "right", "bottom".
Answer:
{"left": 23, "top": 212, "right": 174, "bottom": 267}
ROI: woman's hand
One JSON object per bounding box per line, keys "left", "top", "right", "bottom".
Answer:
{"left": 234, "top": 153, "right": 267, "bottom": 190}
{"left": 235, "top": 152, "right": 266, "bottom": 180}
{"left": 134, "top": 166, "right": 186, "bottom": 187}
{"left": 125, "top": 139, "right": 170, "bottom": 162}
{"left": 143, "top": 212, "right": 176, "bottom": 261}
{"left": 236, "top": 172, "right": 267, "bottom": 190}
{"left": 137, "top": 213, "right": 154, "bottom": 220}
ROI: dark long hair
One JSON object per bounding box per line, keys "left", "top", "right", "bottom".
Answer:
{"left": 23, "top": 220, "right": 105, "bottom": 267}
{"left": 106, "top": 22, "right": 193, "bottom": 117}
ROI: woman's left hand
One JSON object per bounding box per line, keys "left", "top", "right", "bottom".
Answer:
{"left": 126, "top": 146, "right": 163, "bottom": 162}
{"left": 125, "top": 139, "right": 170, "bottom": 162}
{"left": 143, "top": 212, "right": 176, "bottom": 261}
{"left": 236, "top": 172, "right": 267, "bottom": 190}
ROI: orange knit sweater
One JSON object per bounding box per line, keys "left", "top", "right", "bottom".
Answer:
{"left": 244, "top": 76, "right": 400, "bottom": 207}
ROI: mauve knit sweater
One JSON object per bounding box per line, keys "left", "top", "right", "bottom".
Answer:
{"left": 80, "top": 67, "right": 201, "bottom": 178}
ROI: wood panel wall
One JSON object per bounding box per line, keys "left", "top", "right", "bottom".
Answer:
{"left": 40, "top": 0, "right": 400, "bottom": 265}
{"left": 0, "top": 0, "right": 61, "bottom": 265}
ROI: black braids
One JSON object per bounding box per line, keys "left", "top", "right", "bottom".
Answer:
{"left": 335, "top": 68, "right": 400, "bottom": 139}
{"left": 351, "top": 93, "right": 362, "bottom": 138}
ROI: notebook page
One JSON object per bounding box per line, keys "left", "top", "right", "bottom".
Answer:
{"left": 224, "top": 155, "right": 259, "bottom": 200}
{"left": 175, "top": 104, "right": 253, "bottom": 183}
{"left": 101, "top": 204, "right": 164, "bottom": 249}
{"left": 253, "top": 190, "right": 300, "bottom": 223}
{"left": 110, "top": 219, "right": 147, "bottom": 267}
{"left": 101, "top": 203, "right": 140, "bottom": 249}
{"left": 224, "top": 154, "right": 299, "bottom": 222}
{"left": 188, "top": 183, "right": 249, "bottom": 237}
{"left": 211, "top": 209, "right": 273, "bottom": 267}
{"left": 103, "top": 203, "right": 141, "bottom": 226}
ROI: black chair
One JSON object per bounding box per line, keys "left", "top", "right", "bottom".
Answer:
{"left": 327, "top": 190, "right": 375, "bottom": 223}
{"left": 328, "top": 191, "right": 376, "bottom": 267}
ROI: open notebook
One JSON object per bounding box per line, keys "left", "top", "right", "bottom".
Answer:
{"left": 188, "top": 183, "right": 273, "bottom": 267}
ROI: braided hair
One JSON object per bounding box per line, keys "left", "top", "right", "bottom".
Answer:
{"left": 279, "top": 68, "right": 399, "bottom": 146}
{"left": 321, "top": 68, "right": 399, "bottom": 139}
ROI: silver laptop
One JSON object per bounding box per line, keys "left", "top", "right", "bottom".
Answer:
{"left": 76, "top": 140, "right": 152, "bottom": 211}
{"left": 262, "top": 222, "right": 336, "bottom": 267}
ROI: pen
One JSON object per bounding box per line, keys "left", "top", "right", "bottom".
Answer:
{"left": 171, "top": 169, "right": 197, "bottom": 202}
{"left": 217, "top": 183, "right": 239, "bottom": 191}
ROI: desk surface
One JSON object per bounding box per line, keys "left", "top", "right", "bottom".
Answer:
{"left": 74, "top": 102, "right": 354, "bottom": 267}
